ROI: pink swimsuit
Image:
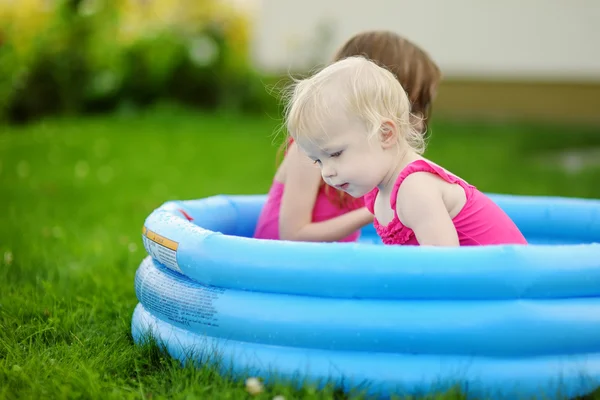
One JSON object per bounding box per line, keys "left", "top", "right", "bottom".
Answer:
{"left": 364, "top": 159, "right": 528, "bottom": 246}
{"left": 253, "top": 180, "right": 364, "bottom": 242}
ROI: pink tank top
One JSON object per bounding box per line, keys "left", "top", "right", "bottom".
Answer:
{"left": 364, "top": 159, "right": 528, "bottom": 246}
{"left": 253, "top": 180, "right": 364, "bottom": 242}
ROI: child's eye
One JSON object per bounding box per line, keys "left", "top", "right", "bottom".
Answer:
{"left": 313, "top": 159, "right": 322, "bottom": 166}
{"left": 330, "top": 150, "right": 343, "bottom": 158}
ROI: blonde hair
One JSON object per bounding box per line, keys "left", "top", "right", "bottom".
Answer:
{"left": 284, "top": 56, "right": 426, "bottom": 155}
{"left": 333, "top": 30, "right": 441, "bottom": 134}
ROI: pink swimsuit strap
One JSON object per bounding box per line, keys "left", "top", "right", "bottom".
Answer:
{"left": 390, "top": 160, "right": 473, "bottom": 212}
{"left": 364, "top": 159, "right": 474, "bottom": 244}
{"left": 365, "top": 159, "right": 472, "bottom": 214}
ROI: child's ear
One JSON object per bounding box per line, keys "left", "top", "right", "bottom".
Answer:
{"left": 379, "top": 119, "right": 398, "bottom": 148}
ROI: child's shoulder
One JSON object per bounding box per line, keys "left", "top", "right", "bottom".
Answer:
{"left": 398, "top": 168, "right": 445, "bottom": 190}
{"left": 394, "top": 158, "right": 473, "bottom": 223}
{"left": 397, "top": 158, "right": 472, "bottom": 189}
{"left": 393, "top": 159, "right": 444, "bottom": 191}
{"left": 395, "top": 168, "right": 446, "bottom": 209}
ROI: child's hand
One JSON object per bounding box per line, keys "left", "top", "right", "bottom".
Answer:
{"left": 395, "top": 172, "right": 459, "bottom": 246}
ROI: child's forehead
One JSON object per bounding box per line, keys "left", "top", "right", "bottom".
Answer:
{"left": 314, "top": 136, "right": 345, "bottom": 152}
{"left": 298, "top": 132, "right": 340, "bottom": 151}
{"left": 298, "top": 125, "right": 363, "bottom": 153}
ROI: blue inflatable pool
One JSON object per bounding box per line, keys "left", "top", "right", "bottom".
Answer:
{"left": 132, "top": 193, "right": 600, "bottom": 399}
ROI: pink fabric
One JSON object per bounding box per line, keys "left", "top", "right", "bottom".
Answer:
{"left": 364, "top": 160, "right": 528, "bottom": 246}
{"left": 253, "top": 180, "right": 364, "bottom": 242}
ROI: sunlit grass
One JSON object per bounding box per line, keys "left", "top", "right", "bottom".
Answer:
{"left": 1, "top": 103, "right": 599, "bottom": 399}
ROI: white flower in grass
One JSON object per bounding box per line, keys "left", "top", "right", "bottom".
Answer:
{"left": 245, "top": 377, "right": 264, "bottom": 395}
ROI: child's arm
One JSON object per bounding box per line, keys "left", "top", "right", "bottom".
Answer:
{"left": 395, "top": 172, "right": 460, "bottom": 246}
{"left": 279, "top": 144, "right": 373, "bottom": 242}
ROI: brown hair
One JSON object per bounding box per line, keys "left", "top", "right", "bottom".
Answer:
{"left": 333, "top": 30, "right": 441, "bottom": 130}
{"left": 279, "top": 30, "right": 441, "bottom": 209}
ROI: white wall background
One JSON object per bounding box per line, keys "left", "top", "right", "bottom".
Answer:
{"left": 247, "top": 0, "right": 600, "bottom": 81}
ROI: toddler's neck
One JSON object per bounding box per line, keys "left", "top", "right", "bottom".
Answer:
{"left": 378, "top": 148, "right": 423, "bottom": 196}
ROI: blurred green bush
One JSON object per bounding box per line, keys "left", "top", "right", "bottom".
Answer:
{"left": 0, "top": 0, "right": 278, "bottom": 123}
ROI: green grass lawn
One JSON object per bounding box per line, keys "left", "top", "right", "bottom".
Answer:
{"left": 1, "top": 103, "right": 600, "bottom": 400}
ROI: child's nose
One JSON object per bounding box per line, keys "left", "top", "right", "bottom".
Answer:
{"left": 321, "top": 163, "right": 336, "bottom": 178}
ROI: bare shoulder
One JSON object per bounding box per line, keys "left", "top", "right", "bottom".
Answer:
{"left": 396, "top": 171, "right": 445, "bottom": 198}
{"left": 396, "top": 170, "right": 467, "bottom": 224}
{"left": 395, "top": 172, "right": 445, "bottom": 223}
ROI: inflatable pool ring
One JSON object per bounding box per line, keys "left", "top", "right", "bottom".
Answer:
{"left": 131, "top": 193, "right": 600, "bottom": 399}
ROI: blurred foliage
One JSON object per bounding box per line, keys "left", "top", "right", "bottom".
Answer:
{"left": 0, "top": 0, "right": 278, "bottom": 123}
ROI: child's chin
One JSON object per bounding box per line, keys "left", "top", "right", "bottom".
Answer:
{"left": 351, "top": 187, "right": 377, "bottom": 199}
{"left": 345, "top": 188, "right": 364, "bottom": 198}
